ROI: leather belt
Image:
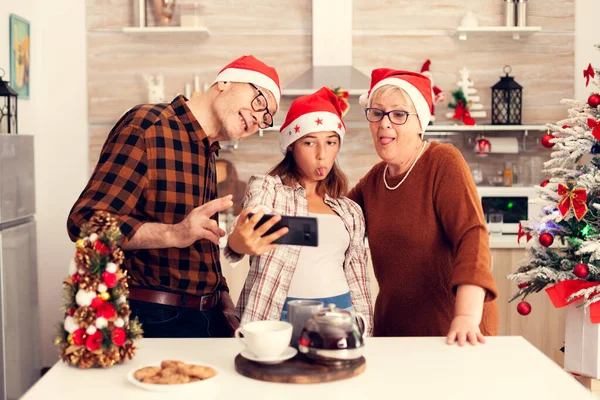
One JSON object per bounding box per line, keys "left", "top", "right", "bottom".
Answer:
{"left": 128, "top": 288, "right": 221, "bottom": 312}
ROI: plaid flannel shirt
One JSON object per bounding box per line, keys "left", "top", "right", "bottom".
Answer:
{"left": 68, "top": 95, "right": 227, "bottom": 295}
{"left": 225, "top": 174, "right": 374, "bottom": 335}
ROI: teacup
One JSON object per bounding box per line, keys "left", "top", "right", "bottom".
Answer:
{"left": 234, "top": 320, "right": 292, "bottom": 359}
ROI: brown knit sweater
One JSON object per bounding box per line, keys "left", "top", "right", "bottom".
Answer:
{"left": 347, "top": 141, "right": 499, "bottom": 337}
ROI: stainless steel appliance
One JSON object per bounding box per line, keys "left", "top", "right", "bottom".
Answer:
{"left": 0, "top": 135, "right": 40, "bottom": 400}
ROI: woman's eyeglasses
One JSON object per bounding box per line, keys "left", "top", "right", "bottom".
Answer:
{"left": 364, "top": 108, "right": 417, "bottom": 125}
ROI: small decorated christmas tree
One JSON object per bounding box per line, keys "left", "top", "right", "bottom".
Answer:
{"left": 507, "top": 49, "right": 600, "bottom": 317}
{"left": 445, "top": 67, "right": 487, "bottom": 125}
{"left": 55, "top": 211, "right": 142, "bottom": 369}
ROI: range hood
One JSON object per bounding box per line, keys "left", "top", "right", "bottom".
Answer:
{"left": 282, "top": 0, "right": 370, "bottom": 96}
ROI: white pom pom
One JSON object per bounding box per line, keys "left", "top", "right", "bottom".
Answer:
{"left": 117, "top": 295, "right": 126, "bottom": 305}
{"left": 75, "top": 290, "right": 96, "bottom": 307}
{"left": 95, "top": 317, "right": 108, "bottom": 329}
{"left": 89, "top": 233, "right": 98, "bottom": 243}
{"left": 97, "top": 284, "right": 107, "bottom": 293}
{"left": 68, "top": 259, "right": 77, "bottom": 276}
{"left": 114, "top": 318, "right": 125, "bottom": 328}
{"left": 64, "top": 316, "right": 78, "bottom": 334}
{"left": 86, "top": 325, "right": 97, "bottom": 335}
{"left": 105, "top": 262, "right": 118, "bottom": 274}
{"left": 359, "top": 93, "right": 369, "bottom": 107}
{"left": 78, "top": 268, "right": 86, "bottom": 275}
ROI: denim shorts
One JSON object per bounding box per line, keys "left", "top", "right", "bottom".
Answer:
{"left": 280, "top": 292, "right": 353, "bottom": 322}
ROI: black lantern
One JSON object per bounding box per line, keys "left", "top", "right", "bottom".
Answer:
{"left": 491, "top": 65, "right": 522, "bottom": 125}
{"left": 0, "top": 68, "right": 18, "bottom": 133}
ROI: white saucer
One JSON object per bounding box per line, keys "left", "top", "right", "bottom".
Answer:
{"left": 240, "top": 346, "right": 298, "bottom": 365}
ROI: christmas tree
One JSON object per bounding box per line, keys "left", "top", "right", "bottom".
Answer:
{"left": 508, "top": 47, "right": 600, "bottom": 318}
{"left": 55, "top": 211, "right": 142, "bottom": 368}
{"left": 445, "top": 67, "right": 487, "bottom": 125}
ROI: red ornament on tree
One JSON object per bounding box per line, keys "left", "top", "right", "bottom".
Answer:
{"left": 112, "top": 328, "right": 126, "bottom": 346}
{"left": 517, "top": 301, "right": 532, "bottom": 316}
{"left": 85, "top": 330, "right": 103, "bottom": 351}
{"left": 574, "top": 263, "right": 590, "bottom": 279}
{"left": 102, "top": 271, "right": 117, "bottom": 289}
{"left": 94, "top": 240, "right": 111, "bottom": 256}
{"left": 72, "top": 329, "right": 86, "bottom": 346}
{"left": 68, "top": 307, "right": 76, "bottom": 316}
{"left": 541, "top": 134, "right": 555, "bottom": 148}
{"left": 72, "top": 273, "right": 80, "bottom": 283}
{"left": 98, "top": 303, "right": 116, "bottom": 320}
{"left": 476, "top": 137, "right": 491, "bottom": 156}
{"left": 90, "top": 297, "right": 105, "bottom": 310}
{"left": 539, "top": 232, "right": 554, "bottom": 247}
{"left": 540, "top": 180, "right": 550, "bottom": 187}
{"left": 588, "top": 93, "right": 600, "bottom": 109}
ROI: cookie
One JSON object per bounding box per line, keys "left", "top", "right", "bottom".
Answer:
{"left": 134, "top": 366, "right": 161, "bottom": 381}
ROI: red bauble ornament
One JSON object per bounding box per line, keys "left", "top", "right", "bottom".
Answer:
{"left": 541, "top": 134, "right": 555, "bottom": 148}
{"left": 72, "top": 273, "right": 80, "bottom": 283}
{"left": 539, "top": 232, "right": 554, "bottom": 247}
{"left": 540, "top": 180, "right": 550, "bottom": 187}
{"left": 94, "top": 240, "right": 111, "bottom": 255}
{"left": 476, "top": 137, "right": 491, "bottom": 156}
{"left": 91, "top": 297, "right": 105, "bottom": 309}
{"left": 574, "top": 263, "right": 590, "bottom": 279}
{"left": 112, "top": 328, "right": 126, "bottom": 346}
{"left": 85, "top": 330, "right": 103, "bottom": 351}
{"left": 72, "top": 328, "right": 86, "bottom": 346}
{"left": 517, "top": 301, "right": 532, "bottom": 316}
{"left": 98, "top": 303, "right": 116, "bottom": 319}
{"left": 589, "top": 93, "right": 600, "bottom": 109}
{"left": 102, "top": 271, "right": 117, "bottom": 289}
{"left": 518, "top": 282, "right": 530, "bottom": 289}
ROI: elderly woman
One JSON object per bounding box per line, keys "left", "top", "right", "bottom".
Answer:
{"left": 347, "top": 68, "right": 498, "bottom": 345}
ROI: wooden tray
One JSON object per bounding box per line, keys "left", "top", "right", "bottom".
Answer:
{"left": 234, "top": 352, "right": 366, "bottom": 384}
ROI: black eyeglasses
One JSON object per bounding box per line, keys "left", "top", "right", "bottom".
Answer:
{"left": 248, "top": 83, "right": 274, "bottom": 129}
{"left": 364, "top": 108, "right": 417, "bottom": 125}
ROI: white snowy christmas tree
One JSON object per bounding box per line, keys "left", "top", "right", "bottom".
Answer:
{"left": 445, "top": 67, "right": 487, "bottom": 121}
{"left": 507, "top": 46, "right": 600, "bottom": 317}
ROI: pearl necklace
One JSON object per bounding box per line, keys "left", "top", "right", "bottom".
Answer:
{"left": 383, "top": 141, "right": 428, "bottom": 191}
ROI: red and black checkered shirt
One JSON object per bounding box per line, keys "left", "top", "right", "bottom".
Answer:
{"left": 68, "top": 95, "right": 227, "bottom": 295}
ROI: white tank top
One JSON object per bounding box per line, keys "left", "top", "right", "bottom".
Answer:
{"left": 286, "top": 213, "right": 351, "bottom": 298}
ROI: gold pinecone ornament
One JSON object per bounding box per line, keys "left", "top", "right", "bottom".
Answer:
{"left": 56, "top": 211, "right": 143, "bottom": 369}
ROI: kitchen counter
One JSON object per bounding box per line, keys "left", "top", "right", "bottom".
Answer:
{"left": 21, "top": 337, "right": 592, "bottom": 400}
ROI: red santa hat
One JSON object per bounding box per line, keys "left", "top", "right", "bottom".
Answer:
{"left": 213, "top": 55, "right": 281, "bottom": 107}
{"left": 279, "top": 87, "right": 346, "bottom": 154}
{"left": 359, "top": 68, "right": 433, "bottom": 130}
{"left": 421, "top": 60, "right": 431, "bottom": 74}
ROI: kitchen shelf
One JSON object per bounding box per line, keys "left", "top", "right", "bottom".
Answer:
{"left": 456, "top": 26, "right": 542, "bottom": 40}
{"left": 122, "top": 26, "right": 211, "bottom": 38}
{"left": 426, "top": 124, "right": 546, "bottom": 132}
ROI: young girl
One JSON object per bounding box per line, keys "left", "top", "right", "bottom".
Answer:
{"left": 225, "top": 87, "right": 373, "bottom": 334}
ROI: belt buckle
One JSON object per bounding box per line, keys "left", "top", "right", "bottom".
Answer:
{"left": 199, "top": 292, "right": 219, "bottom": 311}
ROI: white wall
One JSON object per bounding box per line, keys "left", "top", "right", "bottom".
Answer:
{"left": 575, "top": 0, "right": 600, "bottom": 101}
{"left": 1, "top": 0, "right": 88, "bottom": 368}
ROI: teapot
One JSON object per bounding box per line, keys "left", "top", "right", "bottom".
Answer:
{"left": 297, "top": 304, "right": 366, "bottom": 364}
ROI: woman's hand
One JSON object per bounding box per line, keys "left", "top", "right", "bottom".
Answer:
{"left": 446, "top": 315, "right": 485, "bottom": 346}
{"left": 227, "top": 209, "right": 289, "bottom": 256}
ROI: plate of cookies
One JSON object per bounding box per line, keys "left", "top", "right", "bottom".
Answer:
{"left": 128, "top": 360, "right": 219, "bottom": 392}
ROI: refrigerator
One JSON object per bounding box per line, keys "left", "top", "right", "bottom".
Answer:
{"left": 0, "top": 135, "right": 40, "bottom": 400}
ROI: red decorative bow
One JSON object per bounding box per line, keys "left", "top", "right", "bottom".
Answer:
{"left": 584, "top": 63, "right": 596, "bottom": 87}
{"left": 452, "top": 101, "right": 475, "bottom": 126}
{"left": 332, "top": 87, "right": 350, "bottom": 116}
{"left": 557, "top": 183, "right": 588, "bottom": 221}
{"left": 517, "top": 221, "right": 532, "bottom": 244}
{"left": 546, "top": 280, "right": 600, "bottom": 323}
{"left": 588, "top": 118, "right": 600, "bottom": 140}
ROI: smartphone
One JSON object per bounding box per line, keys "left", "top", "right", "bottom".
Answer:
{"left": 248, "top": 213, "right": 318, "bottom": 247}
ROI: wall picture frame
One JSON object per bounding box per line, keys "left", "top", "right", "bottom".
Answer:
{"left": 9, "top": 14, "right": 30, "bottom": 100}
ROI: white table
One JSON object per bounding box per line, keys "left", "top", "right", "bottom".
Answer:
{"left": 21, "top": 337, "right": 594, "bottom": 400}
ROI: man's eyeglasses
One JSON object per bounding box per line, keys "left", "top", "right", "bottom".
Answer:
{"left": 249, "top": 83, "right": 274, "bottom": 129}
{"left": 364, "top": 108, "right": 417, "bottom": 125}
